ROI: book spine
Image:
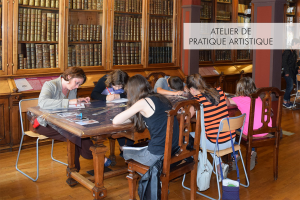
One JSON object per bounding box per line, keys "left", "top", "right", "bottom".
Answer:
{"left": 30, "top": 9, "right": 35, "bottom": 41}
{"left": 55, "top": 44, "right": 58, "bottom": 68}
{"left": 18, "top": 8, "right": 23, "bottom": 41}
{"left": 71, "top": 46, "right": 76, "bottom": 66}
{"left": 96, "top": 25, "right": 100, "bottom": 41}
{"left": 135, "top": 43, "right": 139, "bottom": 64}
{"left": 31, "top": 43, "right": 36, "bottom": 68}
{"left": 121, "top": 42, "right": 125, "bottom": 65}
{"left": 49, "top": 44, "right": 55, "bottom": 68}
{"left": 88, "top": 0, "right": 92, "bottom": 9}
{"left": 51, "top": 13, "right": 55, "bottom": 41}
{"left": 19, "top": 0, "right": 23, "bottom": 5}
{"left": 41, "top": 0, "right": 45, "bottom": 7}
{"left": 36, "top": 10, "right": 42, "bottom": 41}
{"left": 23, "top": 0, "right": 29, "bottom": 5}
{"left": 41, "top": 13, "right": 47, "bottom": 41}
{"left": 161, "top": 19, "right": 164, "bottom": 41}
{"left": 46, "top": 13, "right": 52, "bottom": 41}
{"left": 42, "top": 44, "right": 50, "bottom": 68}
{"left": 77, "top": 0, "right": 82, "bottom": 9}
{"left": 84, "top": 44, "right": 89, "bottom": 66}
{"left": 26, "top": 43, "right": 31, "bottom": 69}
{"left": 56, "top": 0, "right": 59, "bottom": 8}
{"left": 26, "top": 9, "right": 31, "bottom": 41}
{"left": 86, "top": 24, "right": 90, "bottom": 42}
{"left": 94, "top": 44, "right": 98, "bottom": 66}
{"left": 68, "top": 46, "right": 72, "bottom": 67}
{"left": 89, "top": 25, "right": 93, "bottom": 41}
{"left": 99, "top": 43, "right": 102, "bottom": 65}
{"left": 73, "top": 0, "right": 77, "bottom": 9}
{"left": 80, "top": 44, "right": 85, "bottom": 66}
{"left": 73, "top": 25, "right": 77, "bottom": 41}
{"left": 46, "top": 0, "right": 51, "bottom": 7}
{"left": 35, "top": 44, "right": 43, "bottom": 68}
{"left": 124, "top": 16, "right": 128, "bottom": 40}
{"left": 24, "top": 58, "right": 27, "bottom": 69}
{"left": 116, "top": 42, "right": 120, "bottom": 65}
{"left": 56, "top": 13, "right": 59, "bottom": 41}
{"left": 76, "top": 24, "right": 80, "bottom": 41}
{"left": 130, "top": 43, "right": 134, "bottom": 64}
{"left": 51, "top": 0, "right": 55, "bottom": 8}
{"left": 89, "top": 44, "right": 93, "bottom": 66}
{"left": 19, "top": 54, "right": 24, "bottom": 69}
{"left": 82, "top": 24, "right": 86, "bottom": 41}
{"left": 92, "top": 0, "right": 96, "bottom": 10}
{"left": 75, "top": 45, "right": 81, "bottom": 66}
{"left": 79, "top": 24, "right": 83, "bottom": 41}
{"left": 84, "top": 0, "right": 88, "bottom": 9}
{"left": 125, "top": 42, "right": 130, "bottom": 65}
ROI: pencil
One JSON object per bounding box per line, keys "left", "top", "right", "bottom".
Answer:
{"left": 106, "top": 87, "right": 112, "bottom": 95}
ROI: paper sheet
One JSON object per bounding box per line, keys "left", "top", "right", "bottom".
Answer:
{"left": 106, "top": 98, "right": 128, "bottom": 103}
{"left": 14, "top": 78, "right": 33, "bottom": 92}
{"left": 69, "top": 103, "right": 85, "bottom": 108}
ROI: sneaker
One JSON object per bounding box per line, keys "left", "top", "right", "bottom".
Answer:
{"left": 250, "top": 152, "right": 257, "bottom": 171}
{"left": 283, "top": 103, "right": 291, "bottom": 108}
{"left": 104, "top": 158, "right": 112, "bottom": 167}
{"left": 289, "top": 102, "right": 295, "bottom": 108}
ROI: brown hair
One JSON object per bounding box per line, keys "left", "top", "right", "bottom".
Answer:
{"left": 235, "top": 77, "right": 257, "bottom": 97}
{"left": 62, "top": 67, "right": 86, "bottom": 84}
{"left": 105, "top": 69, "right": 129, "bottom": 87}
{"left": 125, "top": 74, "right": 171, "bottom": 132}
{"left": 186, "top": 73, "right": 220, "bottom": 104}
{"left": 168, "top": 76, "right": 184, "bottom": 91}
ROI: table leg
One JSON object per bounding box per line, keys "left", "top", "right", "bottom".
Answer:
{"left": 108, "top": 137, "right": 116, "bottom": 166}
{"left": 66, "top": 139, "right": 78, "bottom": 187}
{"left": 90, "top": 136, "right": 108, "bottom": 199}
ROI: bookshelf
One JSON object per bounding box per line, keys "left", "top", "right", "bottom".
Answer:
{"left": 285, "top": 0, "right": 297, "bottom": 23}
{"left": 0, "top": 2, "right": 2, "bottom": 73}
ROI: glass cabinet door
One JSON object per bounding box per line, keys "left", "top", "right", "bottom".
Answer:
{"left": 147, "top": 0, "right": 174, "bottom": 67}
{"left": 13, "top": 0, "right": 61, "bottom": 74}
{"left": 112, "top": 0, "right": 143, "bottom": 68}
{"left": 66, "top": 0, "right": 105, "bottom": 70}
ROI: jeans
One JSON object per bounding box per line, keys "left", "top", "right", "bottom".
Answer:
{"left": 123, "top": 146, "right": 162, "bottom": 167}
{"left": 284, "top": 75, "right": 294, "bottom": 102}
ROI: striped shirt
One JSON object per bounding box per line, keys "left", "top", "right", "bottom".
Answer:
{"left": 193, "top": 87, "right": 235, "bottom": 144}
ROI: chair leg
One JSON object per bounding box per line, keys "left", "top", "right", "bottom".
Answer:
{"left": 126, "top": 171, "right": 139, "bottom": 200}
{"left": 238, "top": 150, "right": 250, "bottom": 187}
{"left": 16, "top": 135, "right": 39, "bottom": 182}
{"left": 190, "top": 167, "right": 197, "bottom": 199}
{"left": 108, "top": 138, "right": 116, "bottom": 166}
{"left": 51, "top": 139, "right": 68, "bottom": 166}
{"left": 274, "top": 144, "right": 279, "bottom": 180}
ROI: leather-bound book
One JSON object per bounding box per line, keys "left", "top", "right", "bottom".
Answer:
{"left": 46, "top": 13, "right": 52, "bottom": 41}
{"left": 31, "top": 43, "right": 36, "bottom": 68}
{"left": 51, "top": 13, "right": 56, "bottom": 41}
{"left": 18, "top": 8, "right": 23, "bottom": 41}
{"left": 98, "top": 43, "right": 102, "bottom": 65}
{"left": 89, "top": 44, "right": 93, "bottom": 66}
{"left": 84, "top": 44, "right": 89, "bottom": 66}
{"left": 42, "top": 44, "right": 50, "bottom": 68}
{"left": 26, "top": 43, "right": 32, "bottom": 69}
{"left": 80, "top": 44, "right": 85, "bottom": 66}
{"left": 35, "top": 44, "right": 43, "bottom": 68}
{"left": 75, "top": 45, "right": 81, "bottom": 66}
{"left": 50, "top": 44, "right": 55, "bottom": 68}
{"left": 19, "top": 54, "right": 24, "bottom": 69}
{"left": 93, "top": 44, "right": 98, "bottom": 65}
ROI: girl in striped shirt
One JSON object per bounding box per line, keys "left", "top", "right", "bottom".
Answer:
{"left": 187, "top": 73, "right": 232, "bottom": 179}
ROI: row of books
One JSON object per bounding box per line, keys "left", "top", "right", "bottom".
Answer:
{"left": 149, "top": 0, "right": 173, "bottom": 15}
{"left": 200, "top": 4, "right": 212, "bottom": 19}
{"left": 238, "top": 4, "right": 248, "bottom": 13}
{"left": 114, "top": 0, "right": 142, "bottom": 13}
{"left": 114, "top": 16, "right": 142, "bottom": 41}
{"left": 149, "top": 18, "right": 173, "bottom": 42}
{"left": 237, "top": 50, "right": 250, "bottom": 60}
{"left": 199, "top": 50, "right": 211, "bottom": 62}
{"left": 148, "top": 47, "right": 172, "bottom": 64}
{"left": 68, "top": 44, "right": 102, "bottom": 67}
{"left": 19, "top": 0, "right": 59, "bottom": 8}
{"left": 18, "top": 9, "right": 59, "bottom": 42}
{"left": 238, "top": 16, "right": 250, "bottom": 23}
{"left": 69, "top": 0, "right": 103, "bottom": 10}
{"left": 216, "top": 11, "right": 231, "bottom": 20}
{"left": 217, "top": 0, "right": 231, "bottom": 3}
{"left": 18, "top": 43, "right": 58, "bottom": 69}
{"left": 216, "top": 50, "right": 231, "bottom": 61}
{"left": 69, "top": 24, "right": 102, "bottom": 42}
{"left": 113, "top": 42, "right": 141, "bottom": 65}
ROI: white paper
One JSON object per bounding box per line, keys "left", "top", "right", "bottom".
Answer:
{"left": 75, "top": 120, "right": 99, "bottom": 125}
{"left": 106, "top": 98, "right": 128, "bottom": 103}
{"left": 69, "top": 103, "right": 85, "bottom": 108}
{"left": 122, "top": 146, "right": 148, "bottom": 151}
{"left": 14, "top": 78, "right": 33, "bottom": 92}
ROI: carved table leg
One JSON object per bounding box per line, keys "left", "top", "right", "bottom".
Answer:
{"left": 90, "top": 136, "right": 108, "bottom": 200}
{"left": 66, "top": 139, "right": 78, "bottom": 187}
{"left": 108, "top": 137, "right": 116, "bottom": 166}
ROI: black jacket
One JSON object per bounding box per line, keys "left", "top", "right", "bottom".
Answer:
{"left": 138, "top": 157, "right": 163, "bottom": 200}
{"left": 282, "top": 50, "right": 298, "bottom": 83}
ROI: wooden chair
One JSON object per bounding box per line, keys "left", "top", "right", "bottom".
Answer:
{"left": 292, "top": 74, "right": 300, "bottom": 108}
{"left": 16, "top": 98, "right": 67, "bottom": 182}
{"left": 126, "top": 100, "right": 201, "bottom": 200}
{"left": 237, "top": 87, "right": 284, "bottom": 181}
{"left": 182, "top": 114, "right": 249, "bottom": 200}
{"left": 146, "top": 72, "right": 167, "bottom": 88}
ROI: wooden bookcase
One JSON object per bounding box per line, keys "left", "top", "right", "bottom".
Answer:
{"left": 199, "top": 0, "right": 253, "bottom": 67}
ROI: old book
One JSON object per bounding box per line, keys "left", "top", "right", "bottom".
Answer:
{"left": 96, "top": 25, "right": 101, "bottom": 41}
{"left": 84, "top": 0, "right": 88, "bottom": 9}
{"left": 80, "top": 44, "right": 85, "bottom": 66}
{"left": 125, "top": 43, "right": 130, "bottom": 65}
{"left": 73, "top": 0, "right": 77, "bottom": 9}
{"left": 51, "top": 0, "right": 55, "bottom": 8}
{"left": 23, "top": 58, "right": 27, "bottom": 69}
{"left": 86, "top": 25, "right": 90, "bottom": 41}
{"left": 36, "top": 10, "right": 42, "bottom": 41}
{"left": 150, "top": 19, "right": 153, "bottom": 41}
{"left": 41, "top": 0, "right": 46, "bottom": 7}
{"left": 76, "top": 24, "right": 80, "bottom": 41}
{"left": 56, "top": 0, "right": 59, "bottom": 8}
{"left": 26, "top": 43, "right": 31, "bottom": 69}
{"left": 92, "top": 0, "right": 96, "bottom": 10}
{"left": 88, "top": 0, "right": 92, "bottom": 10}
{"left": 18, "top": 8, "right": 23, "bottom": 41}
{"left": 92, "top": 24, "right": 96, "bottom": 41}
{"left": 77, "top": 0, "right": 82, "bottom": 9}
{"left": 19, "top": 54, "right": 24, "bottom": 69}
{"left": 68, "top": 25, "right": 72, "bottom": 41}
{"left": 116, "top": 42, "right": 121, "bottom": 65}
{"left": 130, "top": 43, "right": 134, "bottom": 64}
{"left": 19, "top": 0, "right": 23, "bottom": 5}
{"left": 157, "top": 19, "right": 161, "bottom": 41}
{"left": 30, "top": 43, "right": 36, "bottom": 69}
{"left": 30, "top": 9, "right": 36, "bottom": 41}
{"left": 51, "top": 13, "right": 55, "bottom": 41}
{"left": 41, "top": 13, "right": 47, "bottom": 41}
{"left": 93, "top": 44, "right": 98, "bottom": 65}
{"left": 50, "top": 45, "right": 55, "bottom": 68}
{"left": 42, "top": 44, "right": 50, "bottom": 68}
{"left": 125, "top": 0, "right": 128, "bottom": 12}
{"left": 71, "top": 46, "right": 76, "bottom": 66}
{"left": 73, "top": 25, "right": 77, "bottom": 41}
{"left": 84, "top": 44, "right": 89, "bottom": 66}
{"left": 68, "top": 46, "right": 72, "bottom": 67}
{"left": 89, "top": 25, "right": 94, "bottom": 41}
{"left": 89, "top": 44, "right": 93, "bottom": 66}
{"left": 161, "top": 19, "right": 164, "bottom": 41}
{"left": 82, "top": 24, "right": 86, "bottom": 41}
{"left": 135, "top": 43, "right": 139, "bottom": 64}
{"left": 26, "top": 9, "right": 31, "bottom": 41}
{"left": 55, "top": 44, "right": 58, "bottom": 68}
{"left": 124, "top": 16, "right": 128, "bottom": 40}
{"left": 120, "top": 42, "right": 125, "bottom": 65}
{"left": 46, "top": 0, "right": 51, "bottom": 7}
{"left": 75, "top": 45, "right": 81, "bottom": 66}
{"left": 79, "top": 24, "right": 83, "bottom": 41}
{"left": 46, "top": 13, "right": 52, "bottom": 41}
{"left": 114, "top": 0, "right": 118, "bottom": 11}
{"left": 130, "top": 17, "right": 133, "bottom": 41}
{"left": 23, "top": 0, "right": 29, "bottom": 5}
{"left": 56, "top": 13, "right": 59, "bottom": 41}
{"left": 35, "top": 44, "right": 43, "bottom": 68}
{"left": 98, "top": 43, "right": 102, "bottom": 65}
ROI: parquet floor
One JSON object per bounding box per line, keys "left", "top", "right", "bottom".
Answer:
{"left": 0, "top": 107, "right": 299, "bottom": 200}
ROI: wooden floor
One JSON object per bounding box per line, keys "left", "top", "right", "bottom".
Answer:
{"left": 1, "top": 107, "right": 300, "bottom": 200}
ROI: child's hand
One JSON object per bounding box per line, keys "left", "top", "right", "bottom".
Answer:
{"left": 175, "top": 91, "right": 184, "bottom": 96}
{"left": 106, "top": 94, "right": 115, "bottom": 101}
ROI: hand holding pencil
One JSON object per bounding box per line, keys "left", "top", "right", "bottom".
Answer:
{"left": 106, "top": 87, "right": 120, "bottom": 101}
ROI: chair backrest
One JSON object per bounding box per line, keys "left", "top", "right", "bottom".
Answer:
{"left": 19, "top": 98, "right": 39, "bottom": 135}
{"left": 146, "top": 72, "right": 167, "bottom": 88}
{"left": 162, "top": 100, "right": 201, "bottom": 177}
{"left": 248, "top": 87, "right": 284, "bottom": 139}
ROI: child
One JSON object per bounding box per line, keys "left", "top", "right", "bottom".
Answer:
{"left": 113, "top": 74, "right": 179, "bottom": 166}
{"left": 154, "top": 76, "right": 188, "bottom": 96}
{"left": 227, "top": 77, "right": 272, "bottom": 170}
{"left": 91, "top": 69, "right": 134, "bottom": 150}
{"left": 187, "top": 73, "right": 230, "bottom": 180}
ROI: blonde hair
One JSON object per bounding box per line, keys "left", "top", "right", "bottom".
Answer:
{"left": 235, "top": 77, "right": 257, "bottom": 97}
{"left": 186, "top": 73, "right": 220, "bottom": 104}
